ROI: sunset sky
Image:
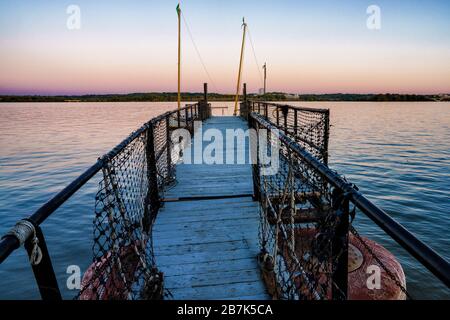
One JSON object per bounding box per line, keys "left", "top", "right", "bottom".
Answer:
{"left": 0, "top": 0, "right": 449, "bottom": 95}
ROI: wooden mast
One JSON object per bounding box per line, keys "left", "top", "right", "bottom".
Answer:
{"left": 233, "top": 18, "right": 247, "bottom": 116}
{"left": 263, "top": 62, "right": 267, "bottom": 95}
{"left": 177, "top": 4, "right": 181, "bottom": 111}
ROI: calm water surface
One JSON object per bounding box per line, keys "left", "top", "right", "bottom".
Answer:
{"left": 0, "top": 102, "right": 449, "bottom": 299}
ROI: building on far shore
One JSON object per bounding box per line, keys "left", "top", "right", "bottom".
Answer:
{"left": 284, "top": 93, "right": 299, "bottom": 100}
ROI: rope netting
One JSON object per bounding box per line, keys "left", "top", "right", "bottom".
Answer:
{"left": 243, "top": 102, "right": 329, "bottom": 164}
{"left": 77, "top": 103, "right": 209, "bottom": 300}
{"left": 251, "top": 112, "right": 338, "bottom": 300}
{"left": 250, "top": 109, "right": 410, "bottom": 300}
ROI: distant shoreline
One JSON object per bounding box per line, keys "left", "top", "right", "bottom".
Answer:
{"left": 1, "top": 92, "right": 449, "bottom": 103}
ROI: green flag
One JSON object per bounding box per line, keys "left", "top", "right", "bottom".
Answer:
{"left": 176, "top": 4, "right": 180, "bottom": 14}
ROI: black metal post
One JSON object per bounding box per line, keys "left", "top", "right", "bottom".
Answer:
{"left": 166, "top": 115, "right": 172, "bottom": 179}
{"left": 144, "top": 124, "right": 160, "bottom": 231}
{"left": 283, "top": 105, "right": 288, "bottom": 132}
{"left": 203, "top": 83, "right": 208, "bottom": 103}
{"left": 250, "top": 118, "right": 261, "bottom": 202}
{"left": 185, "top": 108, "right": 190, "bottom": 133}
{"left": 243, "top": 83, "right": 247, "bottom": 102}
{"left": 276, "top": 107, "right": 280, "bottom": 126}
{"left": 323, "top": 109, "right": 330, "bottom": 166}
{"left": 24, "top": 224, "right": 62, "bottom": 300}
{"left": 331, "top": 193, "right": 350, "bottom": 300}
{"left": 294, "top": 109, "right": 298, "bottom": 136}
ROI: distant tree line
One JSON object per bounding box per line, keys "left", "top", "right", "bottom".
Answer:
{"left": 0, "top": 92, "right": 444, "bottom": 103}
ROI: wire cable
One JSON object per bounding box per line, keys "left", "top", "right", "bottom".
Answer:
{"left": 181, "top": 12, "right": 219, "bottom": 93}
{"left": 247, "top": 26, "right": 264, "bottom": 89}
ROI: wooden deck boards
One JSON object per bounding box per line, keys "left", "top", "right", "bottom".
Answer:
{"left": 153, "top": 116, "right": 269, "bottom": 300}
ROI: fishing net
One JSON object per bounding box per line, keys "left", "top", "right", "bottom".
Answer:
{"left": 250, "top": 112, "right": 340, "bottom": 300}
{"left": 244, "top": 102, "right": 329, "bottom": 164}
{"left": 77, "top": 103, "right": 209, "bottom": 300}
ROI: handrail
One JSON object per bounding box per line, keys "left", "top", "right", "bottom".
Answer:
{"left": 252, "top": 101, "right": 330, "bottom": 114}
{"left": 250, "top": 111, "right": 450, "bottom": 289}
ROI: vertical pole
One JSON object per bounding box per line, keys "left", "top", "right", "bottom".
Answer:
{"left": 243, "top": 83, "right": 247, "bottom": 102}
{"left": 263, "top": 63, "right": 267, "bottom": 95}
{"left": 294, "top": 109, "right": 298, "bottom": 136}
{"left": 332, "top": 194, "right": 349, "bottom": 300}
{"left": 276, "top": 107, "right": 280, "bottom": 126}
{"left": 177, "top": 4, "right": 181, "bottom": 111}
{"left": 243, "top": 83, "right": 247, "bottom": 118}
{"left": 250, "top": 118, "right": 260, "bottom": 202}
{"left": 283, "top": 106, "right": 288, "bottom": 132}
{"left": 24, "top": 225, "right": 62, "bottom": 300}
{"left": 203, "top": 83, "right": 208, "bottom": 103}
{"left": 233, "top": 18, "right": 247, "bottom": 116}
{"left": 185, "top": 108, "right": 189, "bottom": 133}
{"left": 145, "top": 123, "right": 160, "bottom": 229}
{"left": 202, "top": 83, "right": 208, "bottom": 120}
{"left": 323, "top": 110, "right": 330, "bottom": 166}
{"left": 166, "top": 115, "right": 172, "bottom": 181}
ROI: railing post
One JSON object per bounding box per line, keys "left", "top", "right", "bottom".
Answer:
{"left": 166, "top": 115, "right": 172, "bottom": 179}
{"left": 24, "top": 224, "right": 62, "bottom": 300}
{"left": 144, "top": 123, "right": 160, "bottom": 231}
{"left": 332, "top": 191, "right": 349, "bottom": 300}
{"left": 294, "top": 109, "right": 298, "bottom": 136}
{"left": 190, "top": 105, "right": 194, "bottom": 133}
{"left": 283, "top": 105, "right": 288, "bottom": 132}
{"left": 323, "top": 109, "right": 330, "bottom": 166}
{"left": 241, "top": 83, "right": 247, "bottom": 118}
{"left": 203, "top": 82, "right": 208, "bottom": 103}
{"left": 185, "top": 107, "right": 189, "bottom": 133}
{"left": 276, "top": 106, "right": 280, "bottom": 126}
{"left": 249, "top": 116, "right": 261, "bottom": 202}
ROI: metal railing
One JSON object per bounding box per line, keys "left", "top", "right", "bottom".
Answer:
{"left": 241, "top": 101, "right": 330, "bottom": 165}
{"left": 0, "top": 97, "right": 211, "bottom": 300}
{"left": 248, "top": 111, "right": 450, "bottom": 300}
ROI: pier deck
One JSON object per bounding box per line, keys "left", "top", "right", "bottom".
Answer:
{"left": 153, "top": 116, "right": 269, "bottom": 300}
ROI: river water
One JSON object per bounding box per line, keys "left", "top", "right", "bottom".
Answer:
{"left": 0, "top": 101, "right": 449, "bottom": 299}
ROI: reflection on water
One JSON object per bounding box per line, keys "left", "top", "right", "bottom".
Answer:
{"left": 0, "top": 102, "right": 449, "bottom": 299}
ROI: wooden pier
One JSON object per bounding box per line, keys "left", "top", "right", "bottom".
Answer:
{"left": 153, "top": 116, "right": 270, "bottom": 300}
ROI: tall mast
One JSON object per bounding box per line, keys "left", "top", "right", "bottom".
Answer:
{"left": 263, "top": 62, "right": 267, "bottom": 95}
{"left": 233, "top": 18, "right": 247, "bottom": 116}
{"left": 177, "top": 4, "right": 181, "bottom": 111}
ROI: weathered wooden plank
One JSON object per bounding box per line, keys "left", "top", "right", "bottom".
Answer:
{"left": 157, "top": 248, "right": 257, "bottom": 266}
{"left": 153, "top": 229, "right": 259, "bottom": 245}
{"left": 159, "top": 257, "right": 259, "bottom": 277}
{"left": 154, "top": 211, "right": 257, "bottom": 225}
{"left": 168, "top": 281, "right": 268, "bottom": 300}
{"left": 155, "top": 240, "right": 249, "bottom": 256}
{"left": 165, "top": 269, "right": 261, "bottom": 290}
{"left": 154, "top": 217, "right": 258, "bottom": 233}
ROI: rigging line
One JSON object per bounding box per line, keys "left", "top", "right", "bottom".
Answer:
{"left": 181, "top": 12, "right": 219, "bottom": 93}
{"left": 247, "top": 26, "right": 264, "bottom": 88}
